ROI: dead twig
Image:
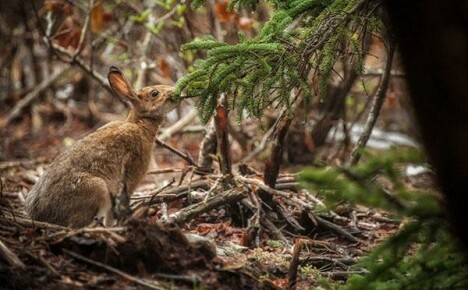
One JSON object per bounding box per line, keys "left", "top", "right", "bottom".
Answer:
{"left": 1, "top": 214, "right": 66, "bottom": 231}
{"left": 314, "top": 215, "right": 358, "bottom": 243}
{"left": 238, "top": 176, "right": 358, "bottom": 243}
{"left": 24, "top": 250, "right": 60, "bottom": 277}
{"left": 71, "top": 0, "right": 93, "bottom": 59}
{"left": 203, "top": 175, "right": 225, "bottom": 202}
{"left": 197, "top": 120, "right": 217, "bottom": 172}
{"left": 261, "top": 216, "right": 289, "bottom": 245}
{"left": 242, "top": 197, "right": 262, "bottom": 247}
{"left": 142, "top": 179, "right": 175, "bottom": 208}
{"left": 0, "top": 240, "right": 25, "bottom": 269}
{"left": 288, "top": 239, "right": 307, "bottom": 290}
{"left": 46, "top": 226, "right": 126, "bottom": 243}
{"left": 51, "top": 44, "right": 115, "bottom": 97}
{"left": 323, "top": 270, "right": 368, "bottom": 281}
{"left": 259, "top": 113, "right": 298, "bottom": 230}
{"left": 167, "top": 188, "right": 246, "bottom": 224}
{"left": 140, "top": 180, "right": 209, "bottom": 204}
{"left": 264, "top": 114, "right": 292, "bottom": 188}
{"left": 159, "top": 109, "right": 198, "bottom": 141}
{"left": 348, "top": 40, "right": 396, "bottom": 166}
{"left": 153, "top": 273, "right": 201, "bottom": 284}
{"left": 155, "top": 138, "right": 197, "bottom": 166}
{"left": 240, "top": 110, "right": 286, "bottom": 163}
{"left": 303, "top": 255, "right": 356, "bottom": 269}
{"left": 1, "top": 66, "right": 71, "bottom": 129}
{"left": 147, "top": 168, "right": 185, "bottom": 175}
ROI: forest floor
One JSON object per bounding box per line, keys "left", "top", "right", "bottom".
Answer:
{"left": 0, "top": 116, "right": 430, "bottom": 290}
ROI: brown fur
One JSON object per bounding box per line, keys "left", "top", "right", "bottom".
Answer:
{"left": 25, "top": 66, "right": 180, "bottom": 227}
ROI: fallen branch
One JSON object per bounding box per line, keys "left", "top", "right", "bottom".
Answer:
{"left": 0, "top": 240, "right": 25, "bottom": 269}
{"left": 135, "top": 180, "right": 209, "bottom": 204}
{"left": 314, "top": 215, "right": 358, "bottom": 243}
{"left": 1, "top": 214, "right": 66, "bottom": 231}
{"left": 238, "top": 176, "right": 358, "bottom": 243}
{"left": 45, "top": 226, "right": 126, "bottom": 242}
{"left": 261, "top": 216, "right": 289, "bottom": 244}
{"left": 167, "top": 188, "right": 246, "bottom": 224}
{"left": 147, "top": 168, "right": 185, "bottom": 175}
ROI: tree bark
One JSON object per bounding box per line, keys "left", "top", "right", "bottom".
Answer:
{"left": 384, "top": 1, "right": 468, "bottom": 247}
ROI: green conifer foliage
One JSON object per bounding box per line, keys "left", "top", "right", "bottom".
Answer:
{"left": 300, "top": 149, "right": 468, "bottom": 289}
{"left": 176, "top": 1, "right": 468, "bottom": 288}
{"left": 176, "top": 0, "right": 373, "bottom": 123}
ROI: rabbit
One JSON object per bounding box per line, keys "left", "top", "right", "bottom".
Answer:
{"left": 25, "top": 66, "right": 181, "bottom": 228}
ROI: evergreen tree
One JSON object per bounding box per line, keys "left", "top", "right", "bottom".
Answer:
{"left": 176, "top": 0, "right": 468, "bottom": 288}
{"left": 300, "top": 149, "right": 468, "bottom": 289}
{"left": 176, "top": 0, "right": 379, "bottom": 123}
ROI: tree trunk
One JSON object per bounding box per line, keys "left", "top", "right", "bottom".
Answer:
{"left": 384, "top": 1, "right": 468, "bottom": 247}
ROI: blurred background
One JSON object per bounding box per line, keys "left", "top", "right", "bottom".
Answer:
{"left": 0, "top": 0, "right": 415, "bottom": 168}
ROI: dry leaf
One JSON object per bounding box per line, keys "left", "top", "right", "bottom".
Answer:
{"left": 214, "top": 0, "right": 236, "bottom": 23}
{"left": 43, "top": 0, "right": 73, "bottom": 14}
{"left": 91, "top": 0, "right": 104, "bottom": 33}
{"left": 157, "top": 56, "right": 172, "bottom": 79}
{"left": 54, "top": 16, "right": 82, "bottom": 49}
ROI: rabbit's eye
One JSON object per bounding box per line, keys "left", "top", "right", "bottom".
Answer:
{"left": 151, "top": 90, "right": 159, "bottom": 98}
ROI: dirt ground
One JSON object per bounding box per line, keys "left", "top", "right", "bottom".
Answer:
{"left": 0, "top": 116, "right": 415, "bottom": 290}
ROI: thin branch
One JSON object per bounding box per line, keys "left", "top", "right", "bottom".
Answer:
{"left": 35, "top": 0, "right": 115, "bottom": 99}
{"left": 241, "top": 110, "right": 286, "bottom": 163}
{"left": 347, "top": 41, "right": 396, "bottom": 166}
{"left": 263, "top": 113, "right": 292, "bottom": 188}
{"left": 1, "top": 66, "right": 71, "bottom": 129}
{"left": 72, "top": 0, "right": 93, "bottom": 59}
{"left": 0, "top": 240, "right": 25, "bottom": 269}
{"left": 51, "top": 44, "right": 115, "bottom": 97}
{"left": 314, "top": 215, "right": 358, "bottom": 243}
{"left": 238, "top": 176, "right": 358, "bottom": 243}
{"left": 134, "top": 4, "right": 156, "bottom": 89}
{"left": 1, "top": 215, "right": 66, "bottom": 230}
{"left": 159, "top": 109, "right": 198, "bottom": 141}
{"left": 261, "top": 215, "right": 289, "bottom": 244}
{"left": 288, "top": 239, "right": 306, "bottom": 290}
{"left": 139, "top": 180, "right": 210, "bottom": 204}
{"left": 167, "top": 188, "right": 246, "bottom": 224}
{"left": 147, "top": 168, "right": 184, "bottom": 175}
{"left": 155, "top": 138, "right": 197, "bottom": 166}
{"left": 197, "top": 120, "right": 217, "bottom": 171}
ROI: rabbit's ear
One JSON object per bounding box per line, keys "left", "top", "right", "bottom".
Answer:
{"left": 108, "top": 66, "right": 138, "bottom": 103}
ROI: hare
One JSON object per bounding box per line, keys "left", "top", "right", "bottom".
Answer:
{"left": 25, "top": 66, "right": 181, "bottom": 228}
